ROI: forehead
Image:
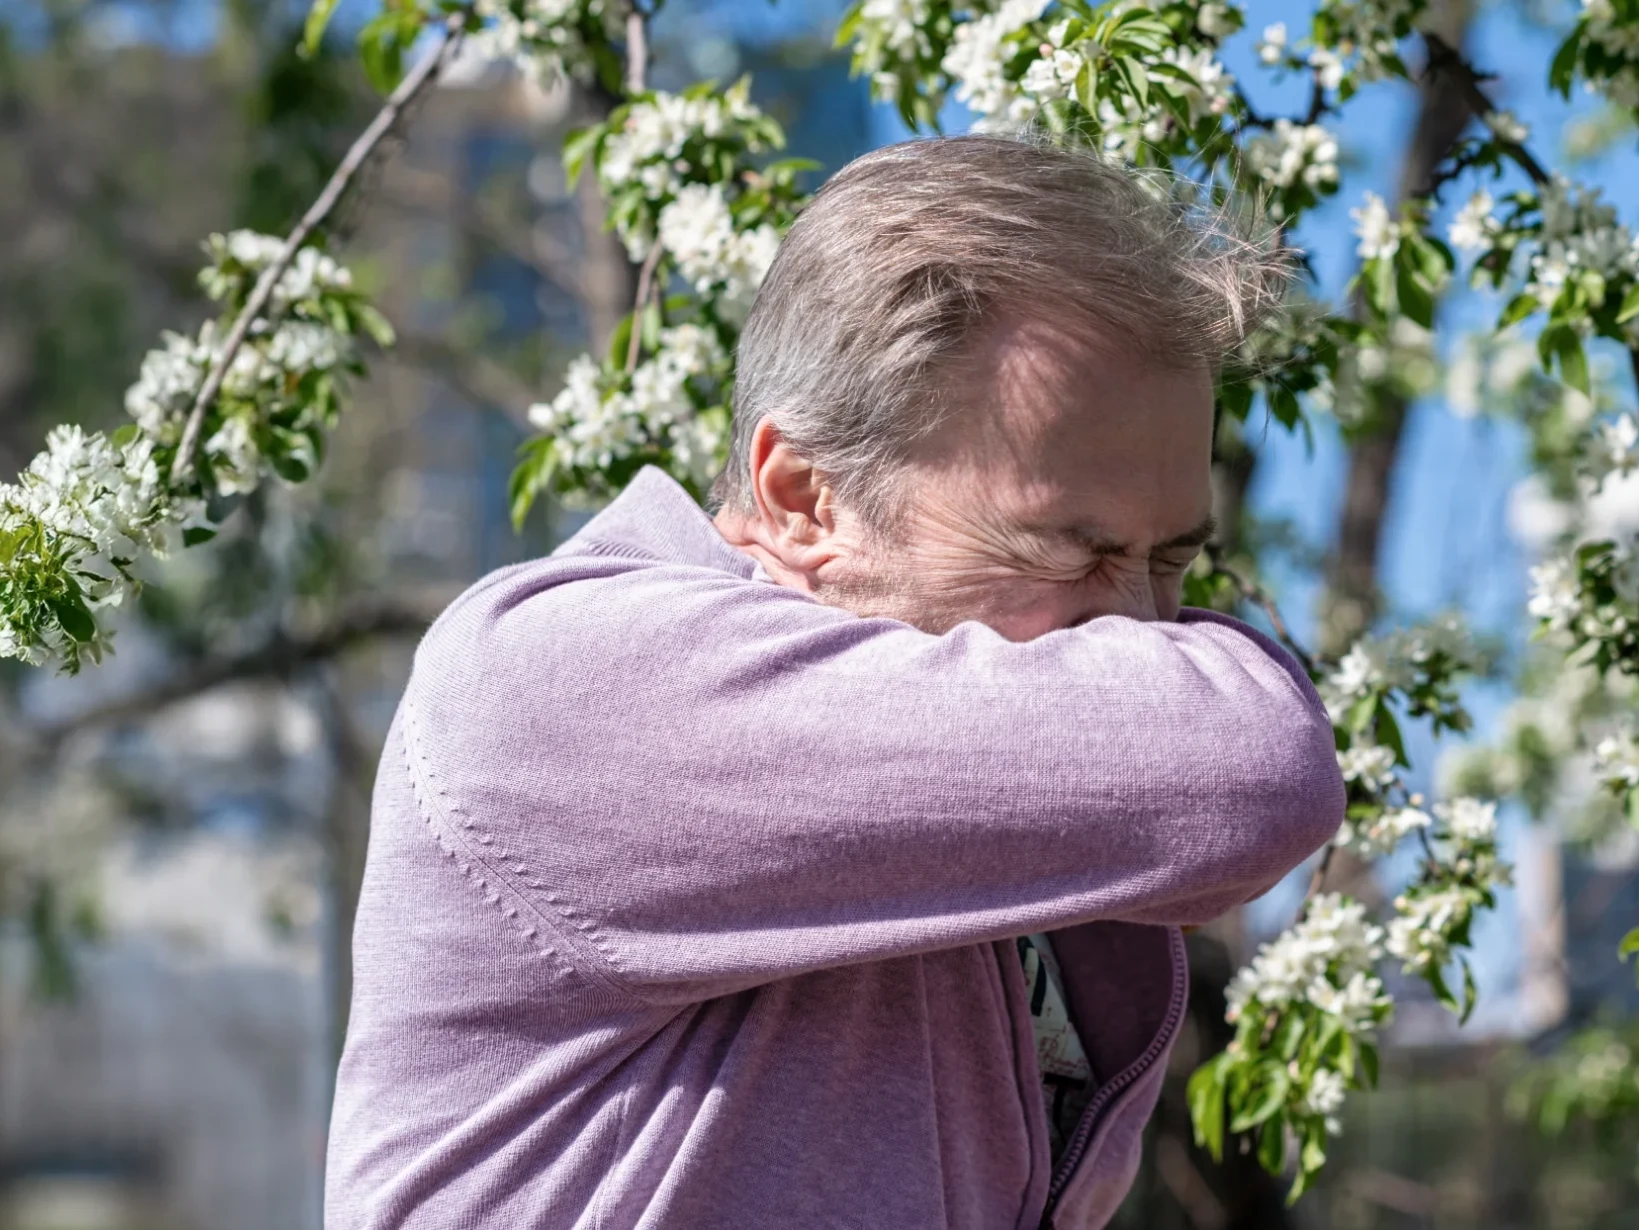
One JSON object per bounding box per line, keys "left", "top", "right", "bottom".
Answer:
{"left": 915, "top": 314, "right": 1216, "bottom": 534}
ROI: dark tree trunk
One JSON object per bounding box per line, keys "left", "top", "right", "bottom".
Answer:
{"left": 1322, "top": 0, "right": 1479, "bottom": 654}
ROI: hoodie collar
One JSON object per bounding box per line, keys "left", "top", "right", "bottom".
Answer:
{"left": 557, "top": 466, "right": 760, "bottom": 581}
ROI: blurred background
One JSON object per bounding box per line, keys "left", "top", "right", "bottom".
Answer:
{"left": 0, "top": 0, "right": 1637, "bottom": 1227}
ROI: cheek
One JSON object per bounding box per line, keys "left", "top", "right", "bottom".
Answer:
{"left": 978, "top": 579, "right": 1088, "bottom": 642}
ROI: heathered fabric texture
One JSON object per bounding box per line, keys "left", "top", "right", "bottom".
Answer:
{"left": 325, "top": 466, "right": 1344, "bottom": 1230}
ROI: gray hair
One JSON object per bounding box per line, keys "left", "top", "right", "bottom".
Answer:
{"left": 712, "top": 133, "right": 1289, "bottom": 522}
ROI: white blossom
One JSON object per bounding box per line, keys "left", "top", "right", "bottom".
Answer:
{"left": 670, "top": 412, "right": 728, "bottom": 489}
{"left": 598, "top": 84, "right": 766, "bottom": 208}
{"left": 1303, "top": 1066, "right": 1348, "bottom": 1119}
{"left": 941, "top": 0, "right": 1050, "bottom": 127}
{"left": 8, "top": 426, "right": 168, "bottom": 560}
{"left": 528, "top": 326, "right": 727, "bottom": 476}
{"left": 1483, "top": 110, "right": 1529, "bottom": 144}
{"left": 467, "top": 0, "right": 608, "bottom": 83}
{"left": 204, "top": 416, "right": 262, "bottom": 497}
{"left": 1528, "top": 555, "right": 1584, "bottom": 631}
{"left": 860, "top": 0, "right": 934, "bottom": 62}
{"left": 1321, "top": 616, "right": 1478, "bottom": 719}
{"left": 1338, "top": 742, "right": 1398, "bottom": 792}
{"left": 1590, "top": 414, "right": 1639, "bottom": 482}
{"left": 1226, "top": 894, "right": 1384, "bottom": 1020}
{"left": 1386, "top": 885, "right": 1475, "bottom": 973}
{"left": 1242, "top": 120, "right": 1339, "bottom": 197}
{"left": 125, "top": 330, "right": 211, "bottom": 442}
{"left": 1308, "top": 47, "right": 1346, "bottom": 91}
{"left": 1338, "top": 803, "right": 1431, "bottom": 859}
{"left": 1447, "top": 189, "right": 1499, "bottom": 254}
{"left": 1526, "top": 178, "right": 1636, "bottom": 307}
{"left": 1435, "top": 796, "right": 1498, "bottom": 842}
{"left": 1162, "top": 46, "right": 1235, "bottom": 122}
{"left": 1305, "top": 968, "right": 1391, "bottom": 1034}
{"left": 1193, "top": 3, "right": 1236, "bottom": 39}
{"left": 1351, "top": 192, "right": 1399, "bottom": 261}
{"left": 1256, "top": 22, "right": 1287, "bottom": 65}
{"left": 1594, "top": 731, "right": 1639, "bottom": 791}
{"left": 657, "top": 184, "right": 780, "bottom": 320}
{"left": 200, "top": 231, "right": 352, "bottom": 307}
{"left": 1581, "top": 0, "right": 1639, "bottom": 108}
{"left": 1020, "top": 46, "right": 1082, "bottom": 102}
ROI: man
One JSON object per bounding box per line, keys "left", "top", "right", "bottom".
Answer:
{"left": 326, "top": 135, "right": 1342, "bottom": 1229}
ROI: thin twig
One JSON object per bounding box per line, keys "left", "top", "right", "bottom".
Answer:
{"left": 625, "top": 241, "right": 664, "bottom": 372}
{"left": 1304, "top": 844, "right": 1336, "bottom": 904}
{"left": 1206, "top": 546, "right": 1320, "bottom": 677}
{"left": 169, "top": 13, "right": 468, "bottom": 484}
{"left": 625, "top": 5, "right": 648, "bottom": 94}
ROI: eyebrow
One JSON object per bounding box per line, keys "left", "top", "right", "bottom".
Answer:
{"left": 1040, "top": 513, "right": 1219, "bottom": 558}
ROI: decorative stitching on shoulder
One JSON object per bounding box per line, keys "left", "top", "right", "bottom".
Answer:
{"left": 399, "top": 692, "right": 638, "bottom": 1004}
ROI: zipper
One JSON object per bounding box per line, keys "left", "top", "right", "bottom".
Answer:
{"left": 1040, "top": 926, "right": 1189, "bottom": 1221}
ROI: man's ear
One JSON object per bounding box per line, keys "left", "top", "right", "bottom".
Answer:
{"left": 746, "top": 418, "right": 842, "bottom": 564}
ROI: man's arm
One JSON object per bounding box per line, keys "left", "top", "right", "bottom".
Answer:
{"left": 402, "top": 555, "right": 1342, "bottom": 1004}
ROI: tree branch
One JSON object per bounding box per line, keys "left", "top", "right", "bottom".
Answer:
{"left": 625, "top": 241, "right": 664, "bottom": 372}
{"left": 1420, "top": 33, "right": 1551, "bottom": 187}
{"left": 170, "top": 13, "right": 469, "bottom": 484}
{"left": 1205, "top": 547, "right": 1319, "bottom": 677}
{"left": 34, "top": 597, "right": 441, "bottom": 745}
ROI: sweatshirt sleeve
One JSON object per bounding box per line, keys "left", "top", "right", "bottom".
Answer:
{"left": 400, "top": 553, "right": 1343, "bottom": 1003}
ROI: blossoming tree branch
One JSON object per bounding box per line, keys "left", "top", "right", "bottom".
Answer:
{"left": 3, "top": 0, "right": 1638, "bottom": 1201}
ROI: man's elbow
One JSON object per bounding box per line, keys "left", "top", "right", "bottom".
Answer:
{"left": 1256, "top": 707, "right": 1346, "bottom": 874}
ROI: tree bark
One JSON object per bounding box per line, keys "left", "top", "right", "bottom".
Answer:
{"left": 1321, "top": 0, "right": 1478, "bottom": 656}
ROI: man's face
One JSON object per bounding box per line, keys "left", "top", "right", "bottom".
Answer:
{"left": 813, "top": 315, "right": 1217, "bottom": 641}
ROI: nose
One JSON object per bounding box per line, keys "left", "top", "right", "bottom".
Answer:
{"left": 1075, "top": 574, "right": 1160, "bottom": 624}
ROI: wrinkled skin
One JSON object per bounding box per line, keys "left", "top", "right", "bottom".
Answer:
{"left": 714, "top": 315, "right": 1217, "bottom": 640}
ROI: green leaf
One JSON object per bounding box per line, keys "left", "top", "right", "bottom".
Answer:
{"left": 1118, "top": 56, "right": 1149, "bottom": 108}
{"left": 1618, "top": 926, "right": 1639, "bottom": 962}
{"left": 834, "top": 0, "right": 863, "bottom": 48}
{"left": 182, "top": 525, "right": 218, "bottom": 547}
{"left": 561, "top": 125, "right": 601, "bottom": 189}
{"left": 355, "top": 304, "right": 397, "bottom": 348}
{"left": 1458, "top": 956, "right": 1478, "bottom": 1026}
{"left": 1373, "top": 704, "right": 1408, "bottom": 766}
{"left": 1187, "top": 1054, "right": 1229, "bottom": 1161}
{"left": 1230, "top": 1064, "right": 1291, "bottom": 1132}
{"left": 1300, "top": 1124, "right": 1327, "bottom": 1176}
{"left": 608, "top": 313, "right": 636, "bottom": 367}
{"left": 1616, "top": 283, "right": 1639, "bottom": 326}
{"left": 1268, "top": 382, "right": 1302, "bottom": 429}
{"left": 1369, "top": 256, "right": 1395, "bottom": 318}
{"left": 1358, "top": 1041, "right": 1379, "bottom": 1088}
{"left": 1498, "top": 292, "right": 1539, "bottom": 329}
{"left": 301, "top": 0, "right": 341, "bottom": 57}
{"left": 357, "top": 9, "right": 422, "bottom": 94}
{"left": 1541, "top": 324, "right": 1590, "bottom": 395}
{"left": 111, "top": 424, "right": 140, "bottom": 449}
{"left": 1075, "top": 59, "right": 1097, "bottom": 113}
{"left": 1395, "top": 257, "right": 1436, "bottom": 329}
{"left": 1344, "top": 692, "right": 1378, "bottom": 736}
{"left": 1548, "top": 27, "right": 1582, "bottom": 98}
{"left": 47, "top": 590, "right": 96, "bottom": 644}
{"left": 509, "top": 436, "right": 558, "bottom": 531}
{"left": 1256, "top": 1111, "right": 1287, "bottom": 1175}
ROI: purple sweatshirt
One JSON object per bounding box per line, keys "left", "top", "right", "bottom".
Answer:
{"left": 326, "top": 466, "right": 1343, "bottom": 1229}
